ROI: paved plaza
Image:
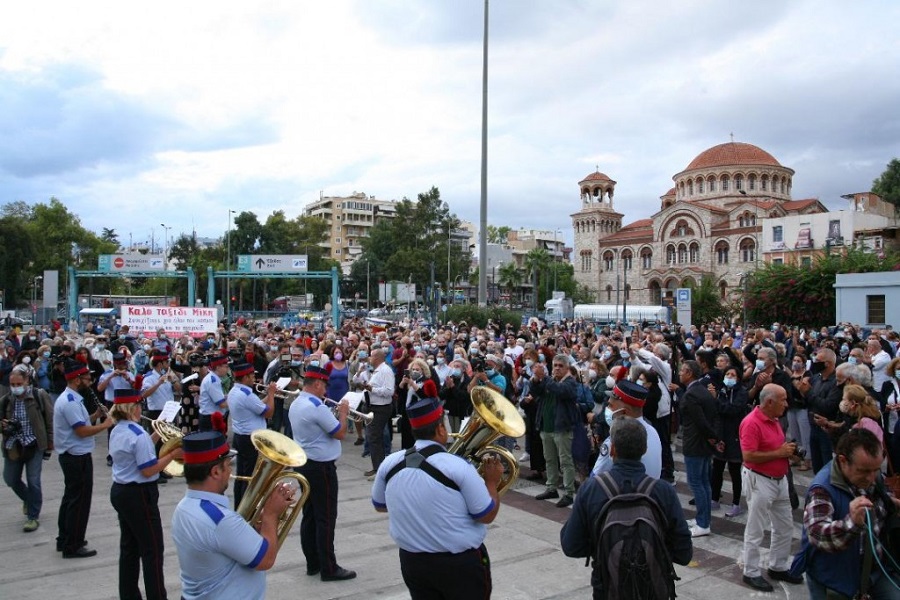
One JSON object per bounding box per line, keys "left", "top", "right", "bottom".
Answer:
{"left": 0, "top": 432, "right": 813, "bottom": 599}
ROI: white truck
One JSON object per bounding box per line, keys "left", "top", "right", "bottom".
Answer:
{"left": 544, "top": 296, "right": 574, "bottom": 324}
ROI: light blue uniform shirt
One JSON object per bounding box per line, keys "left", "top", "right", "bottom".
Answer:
{"left": 53, "top": 389, "right": 95, "bottom": 455}
{"left": 99, "top": 371, "right": 135, "bottom": 403}
{"left": 228, "top": 383, "right": 267, "bottom": 435}
{"left": 142, "top": 369, "right": 175, "bottom": 411}
{"left": 110, "top": 420, "right": 158, "bottom": 484}
{"left": 199, "top": 372, "right": 226, "bottom": 416}
{"left": 172, "top": 489, "right": 268, "bottom": 600}
{"left": 288, "top": 392, "right": 341, "bottom": 462}
{"left": 371, "top": 440, "right": 494, "bottom": 553}
{"left": 590, "top": 416, "right": 662, "bottom": 479}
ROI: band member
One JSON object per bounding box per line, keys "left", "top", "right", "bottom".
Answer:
{"left": 141, "top": 351, "right": 181, "bottom": 428}
{"left": 227, "top": 362, "right": 275, "bottom": 509}
{"left": 288, "top": 365, "right": 356, "bottom": 581}
{"left": 172, "top": 431, "right": 293, "bottom": 600}
{"left": 371, "top": 395, "right": 503, "bottom": 599}
{"left": 54, "top": 360, "right": 114, "bottom": 557}
{"left": 199, "top": 355, "right": 229, "bottom": 431}
{"left": 1, "top": 366, "right": 54, "bottom": 533}
{"left": 108, "top": 388, "right": 181, "bottom": 600}
{"left": 98, "top": 351, "right": 136, "bottom": 466}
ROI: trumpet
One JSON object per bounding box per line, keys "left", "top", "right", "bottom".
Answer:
{"left": 253, "top": 383, "right": 300, "bottom": 400}
{"left": 141, "top": 416, "right": 185, "bottom": 477}
{"left": 323, "top": 396, "right": 374, "bottom": 425}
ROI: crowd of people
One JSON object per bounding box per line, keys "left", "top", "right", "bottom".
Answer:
{"left": 1, "top": 315, "right": 900, "bottom": 598}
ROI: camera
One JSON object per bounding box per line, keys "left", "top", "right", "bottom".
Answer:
{"left": 790, "top": 439, "right": 806, "bottom": 459}
{"left": 2, "top": 419, "right": 22, "bottom": 437}
{"left": 471, "top": 357, "right": 486, "bottom": 373}
{"left": 403, "top": 369, "right": 410, "bottom": 378}
{"left": 188, "top": 353, "right": 209, "bottom": 368}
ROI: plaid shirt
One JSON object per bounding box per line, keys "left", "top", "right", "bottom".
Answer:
{"left": 803, "top": 481, "right": 888, "bottom": 557}
{"left": 4, "top": 396, "right": 37, "bottom": 449}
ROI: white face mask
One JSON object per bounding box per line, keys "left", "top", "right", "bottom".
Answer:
{"left": 588, "top": 369, "right": 597, "bottom": 381}
{"left": 606, "top": 375, "right": 616, "bottom": 389}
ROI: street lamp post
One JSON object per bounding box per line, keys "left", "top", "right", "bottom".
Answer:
{"left": 160, "top": 223, "right": 172, "bottom": 304}
{"left": 32, "top": 275, "right": 42, "bottom": 325}
{"left": 226, "top": 209, "right": 235, "bottom": 323}
{"left": 553, "top": 229, "right": 561, "bottom": 292}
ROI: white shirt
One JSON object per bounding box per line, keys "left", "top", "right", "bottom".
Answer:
{"left": 368, "top": 362, "right": 395, "bottom": 406}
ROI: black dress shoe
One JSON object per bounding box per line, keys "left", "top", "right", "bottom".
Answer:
{"left": 535, "top": 489, "right": 559, "bottom": 501}
{"left": 742, "top": 575, "right": 774, "bottom": 592}
{"left": 767, "top": 569, "right": 803, "bottom": 584}
{"left": 63, "top": 546, "right": 98, "bottom": 559}
{"left": 556, "top": 495, "right": 574, "bottom": 508}
{"left": 306, "top": 567, "right": 321, "bottom": 576}
{"left": 57, "top": 540, "right": 88, "bottom": 552}
{"left": 321, "top": 567, "right": 357, "bottom": 581}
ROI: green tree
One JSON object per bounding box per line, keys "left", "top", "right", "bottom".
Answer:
{"left": 872, "top": 158, "right": 900, "bottom": 212}
{"left": 745, "top": 248, "right": 900, "bottom": 327}
{"left": 523, "top": 248, "right": 552, "bottom": 309}
{"left": 101, "top": 228, "right": 119, "bottom": 247}
{"left": 686, "top": 274, "right": 728, "bottom": 325}
{"left": 486, "top": 225, "right": 511, "bottom": 244}
{"left": 497, "top": 262, "right": 522, "bottom": 304}
{"left": 0, "top": 217, "right": 35, "bottom": 306}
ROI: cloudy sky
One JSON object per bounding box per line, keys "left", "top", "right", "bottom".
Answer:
{"left": 1, "top": 1, "right": 898, "bottom": 251}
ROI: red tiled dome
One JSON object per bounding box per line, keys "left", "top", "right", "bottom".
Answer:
{"left": 580, "top": 171, "right": 614, "bottom": 183}
{"left": 685, "top": 142, "right": 781, "bottom": 171}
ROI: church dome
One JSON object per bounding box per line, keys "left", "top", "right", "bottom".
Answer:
{"left": 685, "top": 142, "right": 781, "bottom": 171}
{"left": 579, "top": 170, "right": 615, "bottom": 184}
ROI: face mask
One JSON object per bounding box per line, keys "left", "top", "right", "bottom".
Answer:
{"left": 426, "top": 359, "right": 434, "bottom": 366}
{"left": 525, "top": 359, "right": 534, "bottom": 368}
{"left": 291, "top": 360, "right": 302, "bottom": 367}
{"left": 792, "top": 362, "right": 804, "bottom": 371}
{"left": 896, "top": 370, "right": 900, "bottom": 380}
{"left": 469, "top": 348, "right": 479, "bottom": 355}
{"left": 589, "top": 369, "right": 598, "bottom": 381}
{"left": 10, "top": 386, "right": 26, "bottom": 396}
{"left": 454, "top": 354, "right": 463, "bottom": 362}
{"left": 29, "top": 336, "right": 36, "bottom": 341}
{"left": 96, "top": 344, "right": 105, "bottom": 350}
{"left": 619, "top": 350, "right": 629, "bottom": 359}
{"left": 382, "top": 345, "right": 390, "bottom": 351}
{"left": 724, "top": 377, "right": 737, "bottom": 388}
{"left": 119, "top": 334, "right": 126, "bottom": 340}
{"left": 485, "top": 368, "right": 496, "bottom": 377}
{"left": 43, "top": 351, "right": 51, "bottom": 358}
{"left": 21, "top": 356, "right": 32, "bottom": 365}
{"left": 159, "top": 368, "right": 167, "bottom": 376}
{"left": 810, "top": 361, "right": 826, "bottom": 374}
{"left": 451, "top": 368, "right": 462, "bottom": 377}
{"left": 436, "top": 357, "right": 444, "bottom": 365}
{"left": 601, "top": 351, "right": 611, "bottom": 360}
{"left": 604, "top": 406, "right": 623, "bottom": 427}
{"left": 413, "top": 346, "right": 421, "bottom": 353}
{"left": 839, "top": 399, "right": 852, "bottom": 414}
{"left": 333, "top": 353, "right": 343, "bottom": 361}
{"left": 755, "top": 359, "right": 766, "bottom": 371}
{"left": 605, "top": 375, "right": 616, "bottom": 389}
{"left": 309, "top": 360, "right": 320, "bottom": 368}
{"left": 143, "top": 345, "right": 151, "bottom": 352}
{"left": 269, "top": 345, "right": 278, "bottom": 353}
{"left": 410, "top": 370, "right": 423, "bottom": 381}
{"left": 684, "top": 343, "right": 693, "bottom": 350}
{"left": 358, "top": 351, "right": 368, "bottom": 359}
{"left": 538, "top": 354, "right": 546, "bottom": 363}
{"left": 159, "top": 334, "right": 166, "bottom": 340}
{"left": 848, "top": 357, "right": 858, "bottom": 365}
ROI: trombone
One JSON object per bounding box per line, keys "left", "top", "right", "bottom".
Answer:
{"left": 254, "top": 383, "right": 300, "bottom": 400}
{"left": 324, "top": 397, "right": 374, "bottom": 425}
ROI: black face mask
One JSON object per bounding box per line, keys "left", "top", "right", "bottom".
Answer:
{"left": 810, "top": 361, "right": 827, "bottom": 375}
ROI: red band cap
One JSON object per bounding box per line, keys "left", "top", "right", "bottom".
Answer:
{"left": 183, "top": 442, "right": 231, "bottom": 465}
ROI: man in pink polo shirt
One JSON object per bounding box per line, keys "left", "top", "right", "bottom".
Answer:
{"left": 738, "top": 383, "right": 804, "bottom": 592}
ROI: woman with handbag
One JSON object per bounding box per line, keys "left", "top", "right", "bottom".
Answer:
{"left": 0, "top": 365, "right": 54, "bottom": 532}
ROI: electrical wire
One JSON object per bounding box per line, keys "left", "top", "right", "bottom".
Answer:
{"left": 865, "top": 507, "right": 900, "bottom": 591}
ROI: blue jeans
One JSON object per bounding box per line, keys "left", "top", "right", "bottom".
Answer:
{"left": 4, "top": 448, "right": 45, "bottom": 520}
{"left": 809, "top": 425, "right": 834, "bottom": 473}
{"left": 684, "top": 455, "right": 712, "bottom": 528}
{"left": 808, "top": 571, "right": 900, "bottom": 599}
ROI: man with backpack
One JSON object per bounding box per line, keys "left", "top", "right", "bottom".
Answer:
{"left": 561, "top": 417, "right": 692, "bottom": 600}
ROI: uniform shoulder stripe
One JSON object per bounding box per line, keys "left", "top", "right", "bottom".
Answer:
{"left": 199, "top": 499, "right": 225, "bottom": 524}
{"left": 66, "top": 393, "right": 78, "bottom": 402}
{"left": 241, "top": 387, "right": 251, "bottom": 396}
{"left": 127, "top": 423, "right": 145, "bottom": 436}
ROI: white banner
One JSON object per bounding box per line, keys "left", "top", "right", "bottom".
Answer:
{"left": 120, "top": 305, "right": 218, "bottom": 337}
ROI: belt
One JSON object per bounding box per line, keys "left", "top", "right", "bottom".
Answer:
{"left": 744, "top": 466, "right": 784, "bottom": 482}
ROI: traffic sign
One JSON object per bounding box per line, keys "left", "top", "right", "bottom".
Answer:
{"left": 99, "top": 254, "right": 165, "bottom": 272}
{"left": 237, "top": 255, "right": 308, "bottom": 273}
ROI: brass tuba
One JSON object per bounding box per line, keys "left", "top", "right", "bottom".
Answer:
{"left": 142, "top": 416, "right": 185, "bottom": 477}
{"left": 447, "top": 386, "right": 526, "bottom": 496}
{"left": 235, "top": 430, "right": 311, "bottom": 550}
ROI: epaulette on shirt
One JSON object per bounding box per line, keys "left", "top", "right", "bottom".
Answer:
{"left": 199, "top": 499, "right": 224, "bottom": 524}
{"left": 127, "top": 423, "right": 144, "bottom": 436}
{"left": 241, "top": 387, "right": 251, "bottom": 395}
{"left": 66, "top": 393, "right": 77, "bottom": 402}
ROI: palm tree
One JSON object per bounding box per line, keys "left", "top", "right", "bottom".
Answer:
{"left": 497, "top": 262, "right": 522, "bottom": 306}
{"left": 523, "top": 248, "right": 552, "bottom": 311}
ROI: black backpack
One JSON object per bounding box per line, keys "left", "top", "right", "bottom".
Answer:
{"left": 590, "top": 472, "right": 680, "bottom": 600}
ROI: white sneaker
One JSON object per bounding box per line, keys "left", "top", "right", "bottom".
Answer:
{"left": 518, "top": 452, "right": 530, "bottom": 463}
{"left": 690, "top": 525, "right": 711, "bottom": 538}
{"left": 686, "top": 518, "right": 696, "bottom": 527}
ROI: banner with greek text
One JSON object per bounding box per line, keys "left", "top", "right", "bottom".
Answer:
{"left": 121, "top": 305, "right": 218, "bottom": 337}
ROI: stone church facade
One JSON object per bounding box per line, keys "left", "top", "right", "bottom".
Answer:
{"left": 571, "top": 141, "right": 827, "bottom": 306}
